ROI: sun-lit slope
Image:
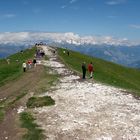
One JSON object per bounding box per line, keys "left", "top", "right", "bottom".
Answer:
{"left": 58, "top": 48, "right": 140, "bottom": 95}
{"left": 0, "top": 47, "right": 36, "bottom": 86}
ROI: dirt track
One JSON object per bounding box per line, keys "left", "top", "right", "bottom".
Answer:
{"left": 0, "top": 65, "right": 44, "bottom": 140}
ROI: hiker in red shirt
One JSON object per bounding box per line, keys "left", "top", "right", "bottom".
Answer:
{"left": 88, "top": 62, "right": 94, "bottom": 78}
{"left": 27, "top": 60, "right": 32, "bottom": 69}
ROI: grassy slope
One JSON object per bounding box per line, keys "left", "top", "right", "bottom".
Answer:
{"left": 0, "top": 47, "right": 36, "bottom": 86}
{"left": 58, "top": 48, "right": 140, "bottom": 95}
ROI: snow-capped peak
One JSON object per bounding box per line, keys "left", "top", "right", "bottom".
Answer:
{"left": 0, "top": 32, "right": 139, "bottom": 46}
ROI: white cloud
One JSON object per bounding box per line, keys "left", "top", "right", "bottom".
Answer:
{"left": 69, "top": 0, "right": 78, "bottom": 4}
{"left": 130, "top": 24, "right": 140, "bottom": 29}
{"left": 106, "top": 0, "right": 127, "bottom": 5}
{"left": 61, "top": 5, "right": 67, "bottom": 9}
{"left": 61, "top": 0, "right": 78, "bottom": 9}
{"left": 0, "top": 32, "right": 138, "bottom": 46}
{"left": 107, "top": 1, "right": 118, "bottom": 5}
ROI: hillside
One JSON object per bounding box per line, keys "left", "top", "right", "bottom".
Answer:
{"left": 58, "top": 48, "right": 140, "bottom": 95}
{"left": 54, "top": 43, "right": 140, "bottom": 68}
{"left": 0, "top": 45, "right": 140, "bottom": 140}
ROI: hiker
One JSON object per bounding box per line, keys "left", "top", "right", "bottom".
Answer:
{"left": 6, "top": 59, "right": 10, "bottom": 64}
{"left": 40, "top": 50, "right": 45, "bottom": 57}
{"left": 82, "top": 62, "right": 86, "bottom": 79}
{"left": 27, "top": 60, "right": 32, "bottom": 69}
{"left": 33, "top": 58, "right": 37, "bottom": 67}
{"left": 20, "top": 50, "right": 23, "bottom": 54}
{"left": 88, "top": 62, "right": 94, "bottom": 78}
{"left": 67, "top": 51, "right": 70, "bottom": 56}
{"left": 22, "top": 62, "right": 27, "bottom": 72}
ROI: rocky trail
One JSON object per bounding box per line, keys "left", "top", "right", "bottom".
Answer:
{"left": 32, "top": 46, "right": 140, "bottom": 140}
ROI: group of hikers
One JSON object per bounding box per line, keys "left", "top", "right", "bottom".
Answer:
{"left": 22, "top": 46, "right": 45, "bottom": 72}
{"left": 22, "top": 46, "right": 94, "bottom": 80}
{"left": 82, "top": 62, "right": 94, "bottom": 79}
{"left": 22, "top": 58, "right": 37, "bottom": 72}
{"left": 63, "top": 48, "right": 94, "bottom": 79}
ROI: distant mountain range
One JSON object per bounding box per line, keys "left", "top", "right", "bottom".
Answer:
{"left": 0, "top": 32, "right": 140, "bottom": 68}
{"left": 53, "top": 42, "right": 140, "bottom": 69}
{"left": 0, "top": 44, "right": 30, "bottom": 58}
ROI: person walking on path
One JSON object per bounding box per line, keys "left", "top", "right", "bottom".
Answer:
{"left": 27, "top": 59, "right": 32, "bottom": 69}
{"left": 88, "top": 62, "right": 94, "bottom": 78}
{"left": 33, "top": 58, "right": 37, "bottom": 67}
{"left": 22, "top": 61, "right": 27, "bottom": 72}
{"left": 82, "top": 62, "right": 86, "bottom": 79}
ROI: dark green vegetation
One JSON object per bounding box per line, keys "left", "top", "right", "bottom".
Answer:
{"left": 20, "top": 112, "right": 44, "bottom": 140}
{"left": 27, "top": 96, "right": 55, "bottom": 108}
{"left": 58, "top": 48, "right": 140, "bottom": 95}
{"left": 0, "top": 47, "right": 36, "bottom": 86}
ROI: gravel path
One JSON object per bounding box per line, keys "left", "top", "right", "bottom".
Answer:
{"left": 33, "top": 46, "right": 140, "bottom": 140}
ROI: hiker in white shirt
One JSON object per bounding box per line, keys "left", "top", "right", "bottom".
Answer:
{"left": 22, "top": 62, "right": 27, "bottom": 72}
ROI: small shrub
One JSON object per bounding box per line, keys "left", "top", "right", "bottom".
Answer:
{"left": 26, "top": 96, "right": 55, "bottom": 108}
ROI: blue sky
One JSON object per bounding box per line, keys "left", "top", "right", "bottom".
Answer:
{"left": 0, "top": 0, "right": 140, "bottom": 41}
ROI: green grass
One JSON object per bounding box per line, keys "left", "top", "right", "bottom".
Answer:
{"left": 26, "top": 96, "right": 55, "bottom": 108}
{"left": 0, "top": 47, "right": 36, "bottom": 86}
{"left": 58, "top": 48, "right": 140, "bottom": 95}
{"left": 0, "top": 107, "right": 4, "bottom": 121}
{"left": 20, "top": 112, "right": 44, "bottom": 140}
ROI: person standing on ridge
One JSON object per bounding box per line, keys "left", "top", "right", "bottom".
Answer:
{"left": 22, "top": 61, "right": 27, "bottom": 72}
{"left": 88, "top": 62, "right": 94, "bottom": 78}
{"left": 67, "top": 50, "right": 70, "bottom": 56}
{"left": 82, "top": 62, "right": 86, "bottom": 79}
